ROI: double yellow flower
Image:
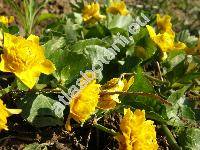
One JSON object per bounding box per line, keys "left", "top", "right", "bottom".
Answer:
{"left": 106, "top": 0, "right": 129, "bottom": 16}
{"left": 0, "top": 33, "right": 56, "bottom": 89}
{"left": 82, "top": 2, "right": 106, "bottom": 24}
{"left": 116, "top": 108, "right": 158, "bottom": 150}
{"left": 66, "top": 73, "right": 101, "bottom": 131}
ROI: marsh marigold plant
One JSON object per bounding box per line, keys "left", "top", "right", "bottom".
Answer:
{"left": 116, "top": 108, "right": 158, "bottom": 150}
{"left": 106, "top": 0, "right": 129, "bottom": 16}
{"left": 0, "top": 99, "right": 21, "bottom": 131}
{"left": 0, "top": 33, "right": 56, "bottom": 89}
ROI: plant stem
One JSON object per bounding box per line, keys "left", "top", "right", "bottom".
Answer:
{"left": 9, "top": 89, "right": 62, "bottom": 94}
{"left": 100, "top": 91, "right": 172, "bottom": 106}
{"left": 94, "top": 123, "right": 118, "bottom": 136}
{"left": 156, "top": 61, "right": 164, "bottom": 81}
{"left": 161, "top": 124, "right": 181, "bottom": 150}
{"left": 144, "top": 73, "right": 168, "bottom": 85}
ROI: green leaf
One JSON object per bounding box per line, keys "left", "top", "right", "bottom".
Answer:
{"left": 42, "top": 19, "right": 79, "bottom": 43}
{"left": 83, "top": 45, "right": 113, "bottom": 80}
{"left": 0, "top": 86, "right": 12, "bottom": 97}
{"left": 17, "top": 94, "right": 64, "bottom": 127}
{"left": 176, "top": 30, "right": 198, "bottom": 47}
{"left": 146, "top": 111, "right": 167, "bottom": 123}
{"left": 181, "top": 106, "right": 196, "bottom": 120}
{"left": 24, "top": 143, "right": 48, "bottom": 150}
{"left": 84, "top": 45, "right": 110, "bottom": 66}
{"left": 108, "top": 14, "right": 133, "bottom": 30}
{"left": 166, "top": 86, "right": 196, "bottom": 126}
{"left": 85, "top": 24, "right": 111, "bottom": 39}
{"left": 70, "top": 38, "right": 109, "bottom": 54}
{"left": 16, "top": 79, "right": 29, "bottom": 91}
{"left": 167, "top": 86, "right": 189, "bottom": 104}
{"left": 8, "top": 25, "right": 19, "bottom": 34}
{"left": 43, "top": 37, "right": 66, "bottom": 58}
{"left": 179, "top": 72, "right": 200, "bottom": 83}
{"left": 130, "top": 67, "right": 154, "bottom": 93}
{"left": 122, "top": 67, "right": 167, "bottom": 119}
{"left": 59, "top": 52, "right": 90, "bottom": 84}
{"left": 165, "top": 50, "right": 186, "bottom": 70}
{"left": 177, "top": 128, "right": 200, "bottom": 150}
{"left": 136, "top": 35, "right": 157, "bottom": 61}
{"left": 110, "top": 27, "right": 129, "bottom": 36}
{"left": 44, "top": 37, "right": 90, "bottom": 84}
{"left": 36, "top": 13, "right": 58, "bottom": 25}
{"left": 166, "top": 59, "right": 188, "bottom": 83}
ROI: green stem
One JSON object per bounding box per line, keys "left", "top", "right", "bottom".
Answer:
{"left": 144, "top": 73, "right": 168, "bottom": 85}
{"left": 94, "top": 123, "right": 118, "bottom": 136}
{"left": 161, "top": 124, "right": 181, "bottom": 150}
{"left": 100, "top": 91, "right": 172, "bottom": 106}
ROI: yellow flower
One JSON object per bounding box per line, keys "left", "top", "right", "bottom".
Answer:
{"left": 116, "top": 108, "right": 158, "bottom": 150}
{"left": 156, "top": 14, "right": 174, "bottom": 35}
{"left": 146, "top": 14, "right": 186, "bottom": 52}
{"left": 66, "top": 73, "right": 101, "bottom": 131}
{"left": 106, "top": 1, "right": 129, "bottom": 16}
{"left": 0, "top": 16, "right": 14, "bottom": 26}
{"left": 98, "top": 78, "right": 124, "bottom": 110}
{"left": 122, "top": 76, "right": 134, "bottom": 92}
{"left": 0, "top": 33, "right": 56, "bottom": 89}
{"left": 146, "top": 25, "right": 186, "bottom": 52}
{"left": 97, "top": 76, "right": 134, "bottom": 110}
{"left": 0, "top": 99, "right": 21, "bottom": 131}
{"left": 82, "top": 2, "right": 105, "bottom": 24}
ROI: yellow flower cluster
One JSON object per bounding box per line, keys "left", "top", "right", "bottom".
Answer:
{"left": 0, "top": 16, "right": 14, "bottom": 26}
{"left": 0, "top": 33, "right": 56, "bottom": 89}
{"left": 116, "top": 108, "right": 158, "bottom": 150}
{"left": 66, "top": 75, "right": 134, "bottom": 131}
{"left": 146, "top": 14, "right": 186, "bottom": 52}
{"left": 0, "top": 99, "right": 21, "bottom": 131}
{"left": 82, "top": 1, "right": 129, "bottom": 24}
{"left": 107, "top": 1, "right": 129, "bottom": 16}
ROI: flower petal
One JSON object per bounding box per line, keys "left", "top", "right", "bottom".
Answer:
{"left": 39, "top": 59, "right": 56, "bottom": 75}
{"left": 97, "top": 96, "right": 117, "bottom": 110}
{"left": 15, "top": 69, "right": 40, "bottom": 89}
{"left": 69, "top": 79, "right": 100, "bottom": 123}
{"left": 0, "top": 55, "right": 10, "bottom": 72}
{"left": 6, "top": 108, "right": 22, "bottom": 116}
{"left": 123, "top": 76, "right": 134, "bottom": 91}
{"left": 156, "top": 14, "right": 172, "bottom": 32}
{"left": 117, "top": 108, "right": 158, "bottom": 150}
{"left": 27, "top": 34, "right": 40, "bottom": 44}
{"left": 146, "top": 25, "right": 157, "bottom": 38}
{"left": 174, "top": 42, "right": 187, "bottom": 50}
